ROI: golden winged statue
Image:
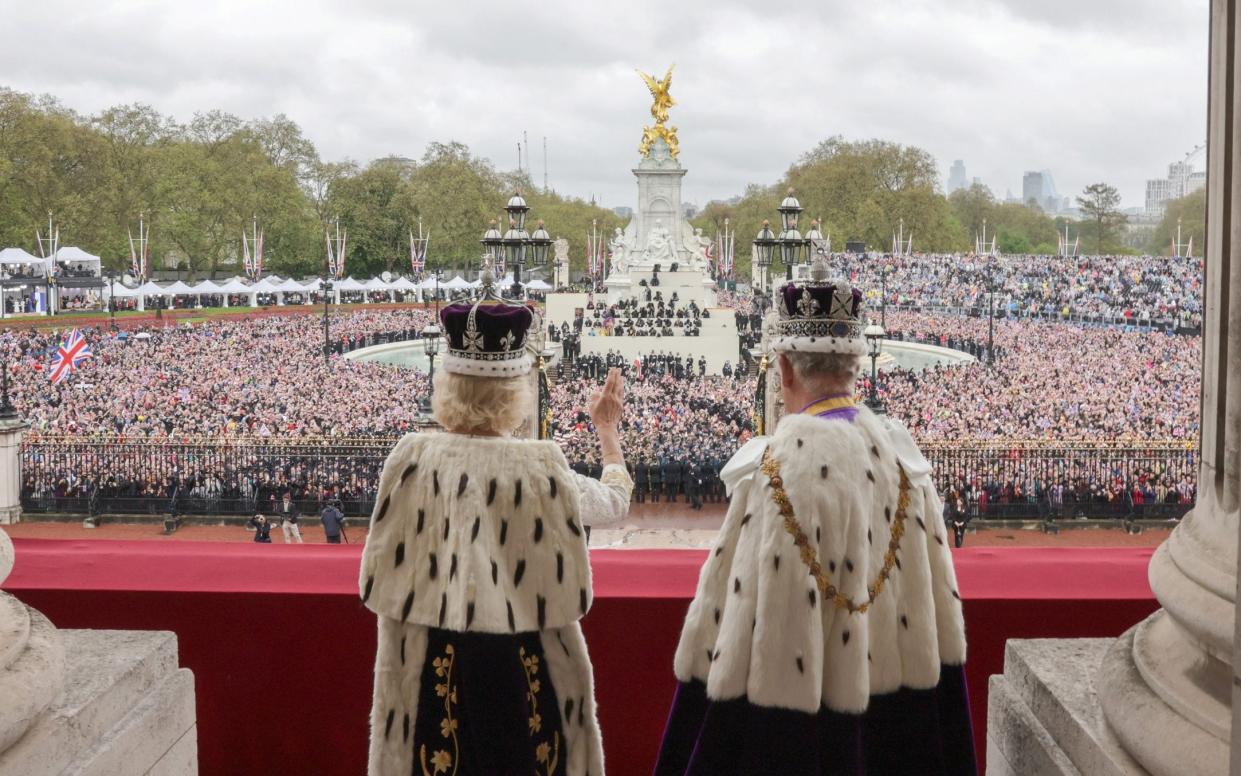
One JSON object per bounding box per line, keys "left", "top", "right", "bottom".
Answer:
{"left": 636, "top": 65, "right": 680, "bottom": 159}
{"left": 637, "top": 65, "right": 676, "bottom": 125}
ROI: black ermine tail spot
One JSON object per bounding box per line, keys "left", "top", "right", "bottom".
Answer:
{"left": 466, "top": 601, "right": 476, "bottom": 628}
{"left": 384, "top": 709, "right": 394, "bottom": 739}
{"left": 428, "top": 553, "right": 438, "bottom": 579}
{"left": 491, "top": 560, "right": 498, "bottom": 585}
{"left": 579, "top": 587, "right": 588, "bottom": 614}
{"left": 507, "top": 600, "right": 516, "bottom": 631}
{"left": 471, "top": 516, "right": 480, "bottom": 543}
{"left": 400, "top": 463, "right": 417, "bottom": 485}
{"left": 442, "top": 517, "right": 450, "bottom": 541}
{"left": 500, "top": 519, "right": 509, "bottom": 545}
{"left": 487, "top": 478, "right": 497, "bottom": 505}
{"left": 438, "top": 593, "right": 447, "bottom": 626}
{"left": 567, "top": 517, "right": 581, "bottom": 537}
{"left": 515, "top": 479, "right": 523, "bottom": 507}
{"left": 432, "top": 471, "right": 439, "bottom": 496}
{"left": 449, "top": 553, "right": 458, "bottom": 581}
{"left": 457, "top": 473, "right": 468, "bottom": 498}
{"left": 842, "top": 630, "right": 851, "bottom": 645}
{"left": 513, "top": 559, "right": 526, "bottom": 586}
{"left": 375, "top": 495, "right": 390, "bottom": 523}
{"left": 401, "top": 591, "right": 415, "bottom": 621}
{"left": 809, "top": 589, "right": 817, "bottom": 607}
{"left": 796, "top": 657, "right": 804, "bottom": 674}
{"left": 537, "top": 595, "right": 547, "bottom": 628}
{"left": 362, "top": 575, "right": 374, "bottom": 603}
{"left": 394, "top": 543, "right": 405, "bottom": 568}
{"left": 416, "top": 509, "right": 425, "bottom": 534}
{"left": 866, "top": 470, "right": 875, "bottom": 482}
{"left": 533, "top": 518, "right": 544, "bottom": 543}
{"left": 821, "top": 465, "right": 829, "bottom": 479}
{"left": 549, "top": 477, "right": 558, "bottom": 498}
{"left": 556, "top": 552, "right": 564, "bottom": 582}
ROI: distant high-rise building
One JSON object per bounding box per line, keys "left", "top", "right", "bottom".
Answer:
{"left": 1022, "top": 172, "right": 1044, "bottom": 207}
{"left": 947, "top": 160, "right": 968, "bottom": 193}
{"left": 612, "top": 206, "right": 634, "bottom": 220}
{"left": 1021, "top": 170, "right": 1062, "bottom": 212}
{"left": 1145, "top": 145, "right": 1207, "bottom": 217}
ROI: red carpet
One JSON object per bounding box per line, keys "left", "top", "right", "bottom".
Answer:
{"left": 4, "top": 540, "right": 1158, "bottom": 776}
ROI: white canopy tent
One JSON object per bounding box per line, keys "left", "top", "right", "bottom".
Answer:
{"left": 442, "top": 275, "right": 472, "bottom": 291}
{"left": 0, "top": 248, "right": 43, "bottom": 267}
{"left": 162, "top": 281, "right": 198, "bottom": 296}
{"left": 525, "top": 279, "right": 552, "bottom": 291}
{"left": 335, "top": 277, "right": 367, "bottom": 292}
{"left": 53, "top": 247, "right": 101, "bottom": 275}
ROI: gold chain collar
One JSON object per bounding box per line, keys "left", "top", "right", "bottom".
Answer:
{"left": 759, "top": 448, "right": 910, "bottom": 614}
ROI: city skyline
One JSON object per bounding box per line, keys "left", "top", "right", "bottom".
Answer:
{"left": 0, "top": 0, "right": 1208, "bottom": 211}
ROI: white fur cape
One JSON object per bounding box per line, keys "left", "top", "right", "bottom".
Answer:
{"left": 673, "top": 408, "right": 967, "bottom": 715}
{"left": 360, "top": 432, "right": 630, "bottom": 776}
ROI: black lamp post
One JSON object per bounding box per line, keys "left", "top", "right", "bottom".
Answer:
{"left": 321, "top": 276, "right": 334, "bottom": 366}
{"left": 420, "top": 322, "right": 441, "bottom": 414}
{"left": 864, "top": 320, "right": 886, "bottom": 412}
{"left": 752, "top": 219, "right": 776, "bottom": 296}
{"left": 105, "top": 271, "right": 118, "bottom": 329}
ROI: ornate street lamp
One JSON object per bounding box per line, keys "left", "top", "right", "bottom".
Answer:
{"left": 752, "top": 219, "right": 777, "bottom": 295}
{"left": 420, "top": 322, "right": 441, "bottom": 414}
{"left": 483, "top": 192, "right": 552, "bottom": 298}
{"left": 776, "top": 188, "right": 809, "bottom": 279}
{"left": 863, "top": 320, "right": 886, "bottom": 413}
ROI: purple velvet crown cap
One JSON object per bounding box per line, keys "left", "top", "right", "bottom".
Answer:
{"left": 778, "top": 282, "right": 864, "bottom": 320}
{"left": 440, "top": 301, "right": 533, "bottom": 350}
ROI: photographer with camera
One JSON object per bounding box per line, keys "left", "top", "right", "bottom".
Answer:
{"left": 247, "top": 513, "right": 272, "bottom": 543}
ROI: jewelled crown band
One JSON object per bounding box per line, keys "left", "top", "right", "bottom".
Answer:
{"left": 770, "top": 275, "right": 867, "bottom": 356}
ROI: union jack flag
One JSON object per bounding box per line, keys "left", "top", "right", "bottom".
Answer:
{"left": 50, "top": 329, "right": 90, "bottom": 385}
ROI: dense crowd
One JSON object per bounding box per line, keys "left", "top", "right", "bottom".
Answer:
{"left": 10, "top": 249, "right": 1209, "bottom": 518}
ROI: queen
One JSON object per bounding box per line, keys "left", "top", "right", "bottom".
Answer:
{"left": 359, "top": 297, "right": 632, "bottom": 776}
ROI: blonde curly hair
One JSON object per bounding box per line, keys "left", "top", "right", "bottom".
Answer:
{"left": 431, "top": 370, "right": 532, "bottom": 434}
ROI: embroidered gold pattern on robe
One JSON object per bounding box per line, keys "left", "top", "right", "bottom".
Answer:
{"left": 520, "top": 646, "right": 561, "bottom": 776}
{"left": 420, "top": 644, "right": 459, "bottom": 776}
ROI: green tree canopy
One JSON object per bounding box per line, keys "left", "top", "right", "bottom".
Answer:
{"left": 1148, "top": 188, "right": 1205, "bottom": 256}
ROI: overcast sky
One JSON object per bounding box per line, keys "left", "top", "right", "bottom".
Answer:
{"left": 1, "top": 0, "right": 1208, "bottom": 211}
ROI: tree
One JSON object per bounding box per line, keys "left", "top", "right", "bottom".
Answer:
{"left": 1148, "top": 188, "right": 1205, "bottom": 256}
{"left": 1076, "top": 182, "right": 1127, "bottom": 254}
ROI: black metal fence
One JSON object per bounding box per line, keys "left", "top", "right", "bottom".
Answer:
{"left": 20, "top": 435, "right": 1198, "bottom": 521}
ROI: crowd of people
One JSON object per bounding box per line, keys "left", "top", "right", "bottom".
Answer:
{"left": 7, "top": 250, "right": 1209, "bottom": 519}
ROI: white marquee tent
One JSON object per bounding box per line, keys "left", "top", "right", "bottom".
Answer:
{"left": 0, "top": 248, "right": 42, "bottom": 267}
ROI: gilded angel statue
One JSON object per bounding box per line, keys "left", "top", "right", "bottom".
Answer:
{"left": 637, "top": 65, "right": 676, "bottom": 125}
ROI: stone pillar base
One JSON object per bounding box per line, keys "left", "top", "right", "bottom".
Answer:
{"left": 0, "top": 629, "right": 197, "bottom": 776}
{"left": 987, "top": 638, "right": 1147, "bottom": 775}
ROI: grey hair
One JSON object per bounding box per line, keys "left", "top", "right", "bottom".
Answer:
{"left": 431, "top": 371, "right": 533, "bottom": 434}
{"left": 781, "top": 351, "right": 862, "bottom": 393}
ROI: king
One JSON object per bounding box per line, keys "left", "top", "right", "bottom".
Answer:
{"left": 654, "top": 260, "right": 977, "bottom": 775}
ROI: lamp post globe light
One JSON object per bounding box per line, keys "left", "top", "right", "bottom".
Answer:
{"left": 863, "top": 320, "right": 886, "bottom": 413}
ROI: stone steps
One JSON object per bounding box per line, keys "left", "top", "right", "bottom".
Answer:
{"left": 0, "top": 630, "right": 196, "bottom": 776}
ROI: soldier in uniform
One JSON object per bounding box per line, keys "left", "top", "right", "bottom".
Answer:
{"left": 655, "top": 269, "right": 975, "bottom": 775}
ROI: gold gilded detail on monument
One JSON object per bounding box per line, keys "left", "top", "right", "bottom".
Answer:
{"left": 637, "top": 66, "right": 680, "bottom": 159}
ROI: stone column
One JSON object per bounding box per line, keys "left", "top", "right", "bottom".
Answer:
{"left": 0, "top": 527, "right": 65, "bottom": 753}
{"left": 0, "top": 415, "right": 27, "bottom": 525}
{"left": 1096, "top": 1, "right": 1238, "bottom": 773}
